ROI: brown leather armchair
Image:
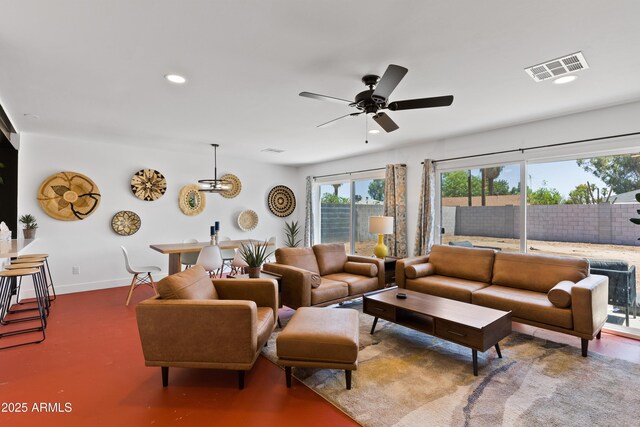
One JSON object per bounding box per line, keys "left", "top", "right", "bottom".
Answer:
{"left": 263, "top": 243, "right": 384, "bottom": 309}
{"left": 136, "top": 265, "right": 277, "bottom": 389}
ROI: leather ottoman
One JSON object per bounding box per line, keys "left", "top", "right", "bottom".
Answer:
{"left": 276, "top": 307, "right": 359, "bottom": 389}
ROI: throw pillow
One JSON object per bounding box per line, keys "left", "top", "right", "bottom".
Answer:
{"left": 548, "top": 280, "right": 573, "bottom": 308}
{"left": 157, "top": 265, "right": 218, "bottom": 300}
{"left": 344, "top": 261, "right": 378, "bottom": 277}
{"left": 406, "top": 263, "right": 435, "bottom": 279}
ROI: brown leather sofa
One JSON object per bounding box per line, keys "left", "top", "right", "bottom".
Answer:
{"left": 263, "top": 243, "right": 384, "bottom": 309}
{"left": 136, "top": 265, "right": 277, "bottom": 389}
{"left": 396, "top": 245, "right": 609, "bottom": 356}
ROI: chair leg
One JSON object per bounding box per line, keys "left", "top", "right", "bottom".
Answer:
{"left": 125, "top": 274, "right": 138, "bottom": 306}
{"left": 148, "top": 273, "right": 158, "bottom": 296}
{"left": 285, "top": 366, "right": 292, "bottom": 388}
{"left": 581, "top": 338, "right": 588, "bottom": 357}
{"left": 238, "top": 370, "right": 245, "bottom": 390}
{"left": 596, "top": 330, "right": 602, "bottom": 340}
{"left": 345, "top": 370, "right": 352, "bottom": 390}
{"left": 161, "top": 367, "right": 168, "bottom": 387}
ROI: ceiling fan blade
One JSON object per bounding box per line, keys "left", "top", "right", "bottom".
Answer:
{"left": 317, "top": 112, "right": 362, "bottom": 128}
{"left": 372, "top": 112, "right": 399, "bottom": 133}
{"left": 371, "top": 64, "right": 408, "bottom": 102}
{"left": 387, "top": 95, "right": 454, "bottom": 111}
{"left": 300, "top": 91, "right": 352, "bottom": 104}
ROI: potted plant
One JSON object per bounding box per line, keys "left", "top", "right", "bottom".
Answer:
{"left": 238, "top": 240, "right": 275, "bottom": 278}
{"left": 284, "top": 220, "right": 301, "bottom": 247}
{"left": 19, "top": 214, "right": 38, "bottom": 239}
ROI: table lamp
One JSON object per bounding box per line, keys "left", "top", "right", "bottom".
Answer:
{"left": 369, "top": 216, "right": 394, "bottom": 259}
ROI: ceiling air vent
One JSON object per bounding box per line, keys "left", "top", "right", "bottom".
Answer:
{"left": 525, "top": 52, "right": 589, "bottom": 82}
{"left": 261, "top": 148, "right": 285, "bottom": 153}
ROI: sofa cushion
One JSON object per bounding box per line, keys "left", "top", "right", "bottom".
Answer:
{"left": 310, "top": 279, "right": 349, "bottom": 305}
{"left": 406, "top": 263, "right": 435, "bottom": 279}
{"left": 492, "top": 252, "right": 588, "bottom": 293}
{"left": 405, "top": 275, "right": 490, "bottom": 303}
{"left": 275, "top": 247, "right": 320, "bottom": 274}
{"left": 548, "top": 280, "right": 573, "bottom": 308}
{"left": 429, "top": 245, "right": 495, "bottom": 283}
{"left": 344, "top": 261, "right": 377, "bottom": 277}
{"left": 472, "top": 285, "right": 573, "bottom": 329}
{"left": 323, "top": 273, "right": 379, "bottom": 295}
{"left": 313, "top": 243, "right": 348, "bottom": 275}
{"left": 157, "top": 265, "right": 218, "bottom": 300}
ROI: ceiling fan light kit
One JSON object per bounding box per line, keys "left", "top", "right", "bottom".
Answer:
{"left": 198, "top": 144, "right": 233, "bottom": 193}
{"left": 299, "top": 64, "right": 454, "bottom": 134}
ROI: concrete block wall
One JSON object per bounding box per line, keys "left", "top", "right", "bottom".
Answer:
{"left": 320, "top": 204, "right": 384, "bottom": 243}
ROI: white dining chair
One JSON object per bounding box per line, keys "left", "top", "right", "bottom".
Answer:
{"left": 219, "top": 236, "right": 236, "bottom": 275}
{"left": 181, "top": 238, "right": 200, "bottom": 269}
{"left": 230, "top": 249, "right": 249, "bottom": 276}
{"left": 121, "top": 246, "right": 161, "bottom": 306}
{"left": 195, "top": 245, "right": 224, "bottom": 278}
{"left": 265, "top": 236, "right": 277, "bottom": 262}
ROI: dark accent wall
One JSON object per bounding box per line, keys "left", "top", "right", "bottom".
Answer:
{"left": 0, "top": 135, "right": 18, "bottom": 237}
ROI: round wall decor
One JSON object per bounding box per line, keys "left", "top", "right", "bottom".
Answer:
{"left": 37, "top": 171, "right": 101, "bottom": 221}
{"left": 111, "top": 211, "right": 141, "bottom": 236}
{"left": 220, "top": 174, "right": 242, "bottom": 199}
{"left": 131, "top": 169, "right": 167, "bottom": 201}
{"left": 178, "top": 184, "right": 206, "bottom": 216}
{"left": 237, "top": 209, "right": 259, "bottom": 231}
{"left": 267, "top": 185, "right": 296, "bottom": 217}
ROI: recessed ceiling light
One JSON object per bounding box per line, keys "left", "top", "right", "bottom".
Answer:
{"left": 164, "top": 74, "right": 187, "bottom": 84}
{"left": 368, "top": 129, "right": 380, "bottom": 134}
{"left": 553, "top": 75, "right": 577, "bottom": 85}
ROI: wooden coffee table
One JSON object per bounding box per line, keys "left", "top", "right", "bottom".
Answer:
{"left": 364, "top": 288, "right": 512, "bottom": 375}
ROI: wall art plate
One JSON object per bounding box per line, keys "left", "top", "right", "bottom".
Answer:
{"left": 37, "top": 171, "right": 101, "bottom": 221}
{"left": 220, "top": 174, "right": 241, "bottom": 199}
{"left": 237, "top": 209, "right": 259, "bottom": 231}
{"left": 111, "top": 211, "right": 141, "bottom": 236}
{"left": 178, "top": 184, "right": 206, "bottom": 216}
{"left": 267, "top": 185, "right": 296, "bottom": 217}
{"left": 131, "top": 169, "right": 167, "bottom": 201}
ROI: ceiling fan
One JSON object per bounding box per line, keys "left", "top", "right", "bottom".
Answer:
{"left": 299, "top": 64, "right": 453, "bottom": 133}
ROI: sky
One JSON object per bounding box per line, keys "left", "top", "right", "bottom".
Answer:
{"left": 319, "top": 159, "right": 612, "bottom": 201}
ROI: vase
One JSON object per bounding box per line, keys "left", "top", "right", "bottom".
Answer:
{"left": 247, "top": 266, "right": 261, "bottom": 278}
{"left": 23, "top": 229, "right": 36, "bottom": 239}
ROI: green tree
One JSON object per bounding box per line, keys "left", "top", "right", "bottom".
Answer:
{"left": 577, "top": 155, "right": 640, "bottom": 195}
{"left": 484, "top": 166, "right": 504, "bottom": 195}
{"left": 321, "top": 193, "right": 350, "bottom": 204}
{"left": 527, "top": 186, "right": 562, "bottom": 205}
{"left": 441, "top": 170, "right": 482, "bottom": 197}
{"left": 491, "top": 179, "right": 512, "bottom": 196}
{"left": 566, "top": 182, "right": 610, "bottom": 204}
{"left": 367, "top": 179, "right": 385, "bottom": 202}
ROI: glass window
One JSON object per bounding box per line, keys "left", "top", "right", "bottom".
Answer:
{"left": 440, "top": 164, "right": 521, "bottom": 252}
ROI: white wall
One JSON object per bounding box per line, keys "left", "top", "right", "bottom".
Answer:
{"left": 17, "top": 133, "right": 301, "bottom": 296}
{"left": 297, "top": 100, "right": 640, "bottom": 256}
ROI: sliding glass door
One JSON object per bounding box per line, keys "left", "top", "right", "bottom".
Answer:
{"left": 318, "top": 175, "right": 385, "bottom": 256}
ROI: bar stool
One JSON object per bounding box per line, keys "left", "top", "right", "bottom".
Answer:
{"left": 16, "top": 254, "right": 56, "bottom": 301}
{"left": 0, "top": 268, "right": 47, "bottom": 350}
{"left": 4, "top": 261, "right": 50, "bottom": 316}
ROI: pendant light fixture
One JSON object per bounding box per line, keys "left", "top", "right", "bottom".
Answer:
{"left": 198, "top": 144, "right": 232, "bottom": 193}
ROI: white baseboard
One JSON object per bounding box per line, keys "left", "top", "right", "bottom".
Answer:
{"left": 18, "top": 274, "right": 169, "bottom": 299}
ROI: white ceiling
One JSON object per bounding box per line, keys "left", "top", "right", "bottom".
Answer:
{"left": 2, "top": 1, "right": 640, "bottom": 166}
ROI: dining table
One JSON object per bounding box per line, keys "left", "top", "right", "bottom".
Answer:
{"left": 150, "top": 239, "right": 260, "bottom": 275}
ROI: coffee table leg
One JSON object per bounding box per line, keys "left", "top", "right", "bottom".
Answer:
{"left": 495, "top": 343, "right": 502, "bottom": 358}
{"left": 370, "top": 317, "right": 379, "bottom": 335}
{"left": 472, "top": 349, "right": 478, "bottom": 376}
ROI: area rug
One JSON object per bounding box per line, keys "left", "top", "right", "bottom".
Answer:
{"left": 262, "top": 301, "right": 640, "bottom": 427}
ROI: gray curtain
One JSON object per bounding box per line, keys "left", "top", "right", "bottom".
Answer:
{"left": 383, "top": 164, "right": 408, "bottom": 258}
{"left": 304, "top": 176, "right": 314, "bottom": 247}
{"left": 415, "top": 160, "right": 436, "bottom": 256}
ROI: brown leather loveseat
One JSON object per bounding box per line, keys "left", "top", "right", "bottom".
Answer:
{"left": 263, "top": 243, "right": 384, "bottom": 309}
{"left": 396, "top": 245, "right": 608, "bottom": 356}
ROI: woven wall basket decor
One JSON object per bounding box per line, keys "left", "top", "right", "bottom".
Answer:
{"left": 131, "top": 169, "right": 167, "bottom": 201}
{"left": 267, "top": 185, "right": 296, "bottom": 217}
{"left": 237, "top": 209, "right": 259, "bottom": 231}
{"left": 178, "top": 184, "right": 206, "bottom": 216}
{"left": 37, "top": 171, "right": 101, "bottom": 221}
{"left": 220, "top": 174, "right": 242, "bottom": 199}
{"left": 111, "top": 211, "right": 141, "bottom": 236}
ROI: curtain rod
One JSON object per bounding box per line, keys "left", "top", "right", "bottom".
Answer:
{"left": 313, "top": 165, "right": 406, "bottom": 180}
{"left": 420, "top": 131, "right": 640, "bottom": 164}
